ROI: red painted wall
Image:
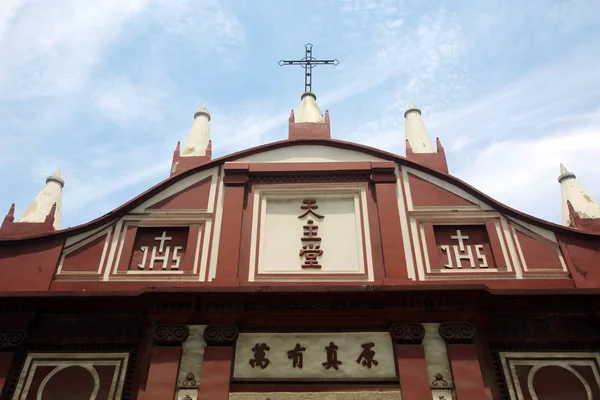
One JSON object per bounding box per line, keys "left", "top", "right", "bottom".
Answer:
{"left": 0, "top": 238, "right": 63, "bottom": 292}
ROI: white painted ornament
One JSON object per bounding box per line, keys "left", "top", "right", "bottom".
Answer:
{"left": 440, "top": 229, "right": 488, "bottom": 269}
{"left": 137, "top": 231, "right": 183, "bottom": 270}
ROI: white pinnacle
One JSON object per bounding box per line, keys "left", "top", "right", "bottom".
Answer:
{"left": 295, "top": 92, "right": 324, "bottom": 123}
{"left": 558, "top": 163, "right": 600, "bottom": 226}
{"left": 405, "top": 100, "right": 435, "bottom": 153}
{"left": 18, "top": 168, "right": 64, "bottom": 230}
{"left": 182, "top": 103, "right": 211, "bottom": 157}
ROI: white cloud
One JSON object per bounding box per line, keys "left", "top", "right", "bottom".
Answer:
{"left": 91, "top": 78, "right": 167, "bottom": 126}
{"left": 153, "top": 0, "right": 245, "bottom": 48}
{"left": 455, "top": 121, "right": 600, "bottom": 224}
{"left": 0, "top": 0, "right": 245, "bottom": 102}
{"left": 0, "top": 0, "right": 149, "bottom": 99}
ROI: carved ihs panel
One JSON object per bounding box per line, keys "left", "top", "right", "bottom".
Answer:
{"left": 435, "top": 225, "right": 496, "bottom": 270}
{"left": 130, "top": 227, "right": 189, "bottom": 271}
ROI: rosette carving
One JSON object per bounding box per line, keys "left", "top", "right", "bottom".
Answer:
{"left": 203, "top": 324, "right": 239, "bottom": 346}
{"left": 439, "top": 322, "right": 476, "bottom": 344}
{"left": 0, "top": 330, "right": 26, "bottom": 349}
{"left": 153, "top": 324, "right": 189, "bottom": 345}
{"left": 389, "top": 323, "right": 425, "bottom": 344}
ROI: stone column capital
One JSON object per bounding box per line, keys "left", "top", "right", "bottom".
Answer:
{"left": 389, "top": 323, "right": 425, "bottom": 344}
{"left": 203, "top": 324, "right": 239, "bottom": 346}
{"left": 439, "top": 322, "right": 476, "bottom": 344}
{"left": 153, "top": 324, "right": 189, "bottom": 345}
{"left": 0, "top": 330, "right": 27, "bottom": 350}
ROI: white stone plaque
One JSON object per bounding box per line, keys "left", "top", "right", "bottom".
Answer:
{"left": 248, "top": 187, "right": 374, "bottom": 282}
{"left": 233, "top": 332, "right": 396, "bottom": 380}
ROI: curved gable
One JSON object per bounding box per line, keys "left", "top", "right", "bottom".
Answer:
{"left": 1, "top": 139, "right": 597, "bottom": 244}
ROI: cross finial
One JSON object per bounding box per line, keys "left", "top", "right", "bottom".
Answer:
{"left": 279, "top": 43, "right": 339, "bottom": 92}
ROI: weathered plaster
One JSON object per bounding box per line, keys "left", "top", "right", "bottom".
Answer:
{"left": 182, "top": 104, "right": 211, "bottom": 157}
{"left": 177, "top": 325, "right": 207, "bottom": 388}
{"left": 422, "top": 323, "right": 453, "bottom": 388}
{"left": 295, "top": 92, "right": 324, "bottom": 123}
{"left": 559, "top": 164, "right": 600, "bottom": 226}
{"left": 18, "top": 168, "right": 63, "bottom": 230}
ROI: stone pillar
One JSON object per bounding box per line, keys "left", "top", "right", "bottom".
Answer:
{"left": 422, "top": 323, "right": 453, "bottom": 399}
{"left": 197, "top": 324, "right": 239, "bottom": 400}
{"left": 140, "top": 324, "right": 189, "bottom": 400}
{"left": 0, "top": 330, "right": 26, "bottom": 394}
{"left": 439, "top": 322, "right": 487, "bottom": 400}
{"left": 176, "top": 325, "right": 207, "bottom": 400}
{"left": 371, "top": 162, "right": 409, "bottom": 284}
{"left": 214, "top": 163, "right": 249, "bottom": 285}
{"left": 390, "top": 323, "right": 431, "bottom": 400}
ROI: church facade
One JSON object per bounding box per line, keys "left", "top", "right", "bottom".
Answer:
{"left": 1, "top": 91, "right": 600, "bottom": 400}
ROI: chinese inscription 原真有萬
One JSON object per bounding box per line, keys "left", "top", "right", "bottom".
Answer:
{"left": 247, "top": 340, "right": 380, "bottom": 372}
{"left": 249, "top": 343, "right": 271, "bottom": 369}
{"left": 298, "top": 199, "right": 325, "bottom": 269}
{"left": 322, "top": 341, "right": 343, "bottom": 370}
{"left": 287, "top": 343, "right": 306, "bottom": 368}
{"left": 356, "top": 342, "right": 378, "bottom": 368}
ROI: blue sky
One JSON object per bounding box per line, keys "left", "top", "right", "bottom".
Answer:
{"left": 1, "top": 0, "right": 600, "bottom": 229}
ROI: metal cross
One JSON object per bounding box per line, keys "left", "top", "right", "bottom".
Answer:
{"left": 279, "top": 43, "right": 339, "bottom": 93}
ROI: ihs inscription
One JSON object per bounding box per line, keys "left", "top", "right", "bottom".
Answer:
{"left": 434, "top": 226, "right": 495, "bottom": 270}
{"left": 129, "top": 227, "right": 189, "bottom": 271}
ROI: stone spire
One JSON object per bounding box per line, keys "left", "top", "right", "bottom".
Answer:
{"left": 182, "top": 104, "right": 211, "bottom": 157}
{"left": 558, "top": 163, "right": 600, "bottom": 227}
{"left": 404, "top": 101, "right": 435, "bottom": 153}
{"left": 18, "top": 168, "right": 64, "bottom": 230}
{"left": 170, "top": 104, "right": 213, "bottom": 176}
{"left": 403, "top": 101, "right": 448, "bottom": 174}
{"left": 288, "top": 92, "right": 331, "bottom": 140}
{"left": 295, "top": 92, "right": 324, "bottom": 123}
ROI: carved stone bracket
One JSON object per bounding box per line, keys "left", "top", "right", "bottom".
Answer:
{"left": 181, "top": 372, "right": 197, "bottom": 387}
{"left": 439, "top": 322, "right": 476, "bottom": 344}
{"left": 389, "top": 323, "right": 425, "bottom": 344}
{"left": 203, "top": 324, "right": 239, "bottom": 346}
{"left": 431, "top": 372, "right": 449, "bottom": 387}
{"left": 153, "top": 324, "right": 189, "bottom": 345}
{"left": 0, "top": 330, "right": 26, "bottom": 349}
